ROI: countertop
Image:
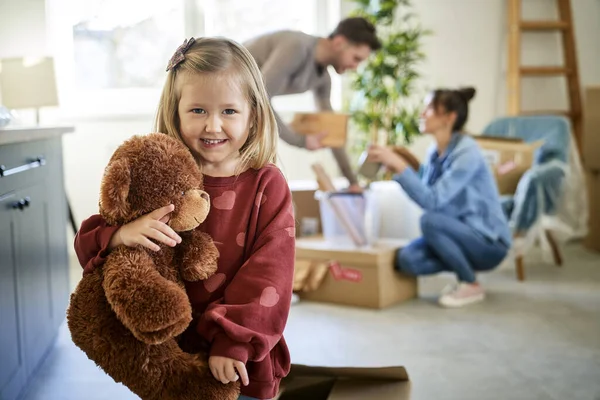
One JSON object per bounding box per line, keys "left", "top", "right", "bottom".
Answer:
{"left": 0, "top": 126, "right": 75, "bottom": 146}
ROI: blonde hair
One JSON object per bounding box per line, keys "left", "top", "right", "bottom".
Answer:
{"left": 154, "top": 37, "right": 278, "bottom": 174}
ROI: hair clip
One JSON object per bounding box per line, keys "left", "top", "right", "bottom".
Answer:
{"left": 166, "top": 37, "right": 196, "bottom": 72}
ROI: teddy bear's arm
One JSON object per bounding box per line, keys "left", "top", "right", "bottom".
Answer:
{"left": 178, "top": 230, "right": 219, "bottom": 281}
{"left": 102, "top": 246, "right": 192, "bottom": 344}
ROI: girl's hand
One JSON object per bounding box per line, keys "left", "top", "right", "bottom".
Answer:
{"left": 108, "top": 204, "right": 182, "bottom": 252}
{"left": 209, "top": 356, "right": 249, "bottom": 386}
{"left": 367, "top": 145, "right": 407, "bottom": 174}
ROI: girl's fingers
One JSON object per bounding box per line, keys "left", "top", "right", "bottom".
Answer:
{"left": 139, "top": 237, "right": 160, "bottom": 252}
{"left": 146, "top": 228, "right": 177, "bottom": 247}
{"left": 150, "top": 220, "right": 182, "bottom": 243}
{"left": 218, "top": 365, "right": 230, "bottom": 384}
{"left": 209, "top": 366, "right": 219, "bottom": 382}
{"left": 235, "top": 362, "right": 249, "bottom": 386}
{"left": 212, "top": 365, "right": 225, "bottom": 384}
{"left": 149, "top": 204, "right": 175, "bottom": 220}
{"left": 224, "top": 362, "right": 238, "bottom": 383}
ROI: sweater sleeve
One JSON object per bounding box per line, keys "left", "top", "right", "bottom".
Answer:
{"left": 74, "top": 214, "right": 120, "bottom": 274}
{"left": 393, "top": 145, "right": 482, "bottom": 211}
{"left": 261, "top": 43, "right": 308, "bottom": 149}
{"left": 198, "top": 170, "right": 295, "bottom": 364}
{"left": 274, "top": 109, "right": 307, "bottom": 148}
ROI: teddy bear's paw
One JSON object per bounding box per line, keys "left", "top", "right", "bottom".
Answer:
{"left": 180, "top": 234, "right": 220, "bottom": 282}
{"left": 181, "top": 260, "right": 218, "bottom": 281}
{"left": 109, "top": 278, "right": 192, "bottom": 342}
{"left": 132, "top": 314, "right": 191, "bottom": 345}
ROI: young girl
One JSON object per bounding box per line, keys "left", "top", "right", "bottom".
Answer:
{"left": 368, "top": 88, "right": 511, "bottom": 308}
{"left": 74, "top": 37, "right": 295, "bottom": 400}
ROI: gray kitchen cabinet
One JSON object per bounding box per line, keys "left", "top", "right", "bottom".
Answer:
{"left": 0, "top": 127, "right": 73, "bottom": 400}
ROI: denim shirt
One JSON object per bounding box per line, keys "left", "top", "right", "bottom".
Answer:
{"left": 394, "top": 134, "right": 512, "bottom": 246}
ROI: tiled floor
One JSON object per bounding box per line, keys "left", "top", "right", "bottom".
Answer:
{"left": 20, "top": 243, "right": 600, "bottom": 400}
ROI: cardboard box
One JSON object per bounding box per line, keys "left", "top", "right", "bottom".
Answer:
{"left": 584, "top": 170, "right": 600, "bottom": 252}
{"left": 277, "top": 364, "right": 410, "bottom": 400}
{"left": 473, "top": 136, "right": 544, "bottom": 195}
{"left": 289, "top": 181, "right": 321, "bottom": 237}
{"left": 289, "top": 112, "right": 349, "bottom": 148}
{"left": 294, "top": 238, "right": 417, "bottom": 309}
{"left": 583, "top": 86, "right": 600, "bottom": 171}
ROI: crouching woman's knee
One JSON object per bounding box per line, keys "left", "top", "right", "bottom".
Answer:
{"left": 395, "top": 246, "right": 419, "bottom": 276}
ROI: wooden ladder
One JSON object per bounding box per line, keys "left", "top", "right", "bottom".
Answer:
{"left": 507, "top": 0, "right": 582, "bottom": 151}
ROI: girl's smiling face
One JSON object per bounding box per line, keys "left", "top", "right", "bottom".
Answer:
{"left": 178, "top": 71, "right": 251, "bottom": 176}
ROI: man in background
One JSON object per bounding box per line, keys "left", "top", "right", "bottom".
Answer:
{"left": 244, "top": 17, "right": 381, "bottom": 190}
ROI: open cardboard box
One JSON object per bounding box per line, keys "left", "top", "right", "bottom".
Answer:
{"left": 289, "top": 112, "right": 349, "bottom": 148}
{"left": 473, "top": 135, "right": 544, "bottom": 195}
{"left": 584, "top": 170, "right": 600, "bottom": 252}
{"left": 583, "top": 86, "right": 600, "bottom": 171}
{"left": 294, "top": 238, "right": 417, "bottom": 309}
{"left": 277, "top": 363, "right": 410, "bottom": 400}
{"left": 289, "top": 181, "right": 322, "bottom": 238}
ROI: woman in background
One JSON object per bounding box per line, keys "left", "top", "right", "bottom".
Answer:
{"left": 368, "top": 87, "right": 511, "bottom": 308}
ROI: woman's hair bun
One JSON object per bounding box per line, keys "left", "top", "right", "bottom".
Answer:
{"left": 457, "top": 87, "right": 476, "bottom": 102}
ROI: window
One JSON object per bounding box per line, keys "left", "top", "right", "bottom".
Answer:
{"left": 71, "top": 1, "right": 185, "bottom": 90}
{"left": 47, "top": 0, "right": 341, "bottom": 119}
{"left": 202, "top": 0, "right": 318, "bottom": 43}
{"left": 202, "top": 0, "right": 342, "bottom": 113}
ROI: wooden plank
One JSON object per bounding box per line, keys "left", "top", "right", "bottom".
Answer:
{"left": 558, "top": 0, "right": 583, "bottom": 153}
{"left": 520, "top": 66, "right": 570, "bottom": 76}
{"left": 519, "top": 109, "right": 573, "bottom": 117}
{"left": 507, "top": 0, "right": 521, "bottom": 115}
{"left": 520, "top": 20, "right": 569, "bottom": 31}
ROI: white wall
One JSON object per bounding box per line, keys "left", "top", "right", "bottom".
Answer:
{"left": 2, "top": 0, "right": 600, "bottom": 225}
{"left": 0, "top": 0, "right": 48, "bottom": 104}
{"left": 0, "top": 0, "right": 48, "bottom": 58}
{"left": 410, "top": 0, "right": 600, "bottom": 131}
{"left": 386, "top": 0, "right": 600, "bottom": 159}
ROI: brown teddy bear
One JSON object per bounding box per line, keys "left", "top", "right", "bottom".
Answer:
{"left": 66, "top": 133, "right": 239, "bottom": 400}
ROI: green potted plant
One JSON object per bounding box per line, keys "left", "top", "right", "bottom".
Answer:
{"left": 346, "top": 0, "right": 429, "bottom": 158}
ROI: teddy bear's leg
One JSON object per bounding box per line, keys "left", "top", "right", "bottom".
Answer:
{"left": 102, "top": 246, "right": 192, "bottom": 344}
{"left": 179, "top": 230, "right": 220, "bottom": 281}
{"left": 68, "top": 273, "right": 239, "bottom": 400}
{"left": 68, "top": 272, "right": 169, "bottom": 398}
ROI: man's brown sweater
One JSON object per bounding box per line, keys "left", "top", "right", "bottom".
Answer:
{"left": 244, "top": 30, "right": 357, "bottom": 184}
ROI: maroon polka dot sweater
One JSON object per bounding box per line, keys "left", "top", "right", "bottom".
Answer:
{"left": 74, "top": 165, "right": 296, "bottom": 399}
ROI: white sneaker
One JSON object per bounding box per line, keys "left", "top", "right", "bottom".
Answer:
{"left": 291, "top": 293, "right": 300, "bottom": 305}
{"left": 438, "top": 283, "right": 485, "bottom": 308}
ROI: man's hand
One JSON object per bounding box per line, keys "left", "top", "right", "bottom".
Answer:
{"left": 346, "top": 183, "right": 363, "bottom": 193}
{"left": 305, "top": 132, "right": 327, "bottom": 150}
{"left": 367, "top": 145, "right": 408, "bottom": 174}
{"left": 209, "top": 356, "right": 249, "bottom": 386}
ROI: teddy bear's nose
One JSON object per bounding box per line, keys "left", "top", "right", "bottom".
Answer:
{"left": 199, "top": 191, "right": 209, "bottom": 202}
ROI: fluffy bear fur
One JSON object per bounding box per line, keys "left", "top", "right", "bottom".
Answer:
{"left": 67, "top": 133, "right": 239, "bottom": 400}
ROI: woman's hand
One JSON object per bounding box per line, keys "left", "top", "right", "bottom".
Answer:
{"left": 367, "top": 145, "right": 408, "bottom": 174}
{"left": 108, "top": 204, "right": 182, "bottom": 252}
{"left": 209, "top": 356, "right": 249, "bottom": 386}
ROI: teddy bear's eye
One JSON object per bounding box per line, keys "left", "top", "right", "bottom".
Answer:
{"left": 181, "top": 191, "right": 185, "bottom": 196}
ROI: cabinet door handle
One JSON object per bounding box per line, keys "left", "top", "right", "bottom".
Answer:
{"left": 0, "top": 156, "right": 46, "bottom": 178}
{"left": 12, "top": 197, "right": 31, "bottom": 211}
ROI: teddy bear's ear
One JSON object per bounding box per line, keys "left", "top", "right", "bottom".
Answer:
{"left": 100, "top": 158, "right": 131, "bottom": 221}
